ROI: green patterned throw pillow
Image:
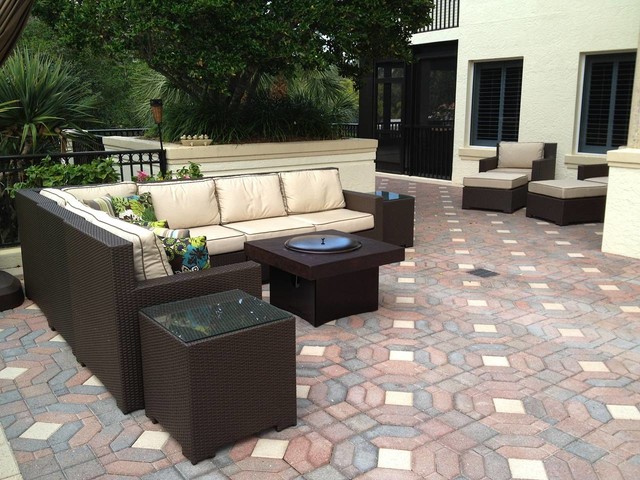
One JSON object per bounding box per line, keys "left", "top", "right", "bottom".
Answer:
{"left": 111, "top": 192, "right": 157, "bottom": 223}
{"left": 160, "top": 235, "right": 210, "bottom": 274}
{"left": 134, "top": 219, "right": 169, "bottom": 228}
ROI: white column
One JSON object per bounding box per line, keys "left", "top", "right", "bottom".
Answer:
{"left": 601, "top": 35, "right": 640, "bottom": 258}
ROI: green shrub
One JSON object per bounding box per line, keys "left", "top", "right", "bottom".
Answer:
{"left": 9, "top": 157, "right": 119, "bottom": 195}
{"left": 134, "top": 162, "right": 203, "bottom": 182}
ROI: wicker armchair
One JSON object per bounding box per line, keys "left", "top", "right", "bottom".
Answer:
{"left": 479, "top": 142, "right": 557, "bottom": 181}
{"left": 577, "top": 163, "right": 609, "bottom": 183}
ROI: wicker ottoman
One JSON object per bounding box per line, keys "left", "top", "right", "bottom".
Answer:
{"left": 526, "top": 179, "right": 607, "bottom": 225}
{"left": 139, "top": 289, "right": 297, "bottom": 464}
{"left": 462, "top": 172, "right": 529, "bottom": 213}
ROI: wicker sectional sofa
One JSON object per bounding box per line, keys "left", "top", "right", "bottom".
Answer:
{"left": 16, "top": 167, "right": 382, "bottom": 413}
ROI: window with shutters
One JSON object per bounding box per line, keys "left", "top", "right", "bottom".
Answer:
{"left": 470, "top": 60, "right": 523, "bottom": 146}
{"left": 579, "top": 53, "right": 636, "bottom": 154}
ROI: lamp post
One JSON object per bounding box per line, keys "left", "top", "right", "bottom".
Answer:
{"left": 150, "top": 99, "right": 166, "bottom": 174}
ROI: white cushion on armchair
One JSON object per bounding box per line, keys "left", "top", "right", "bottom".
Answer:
{"left": 498, "top": 142, "right": 544, "bottom": 169}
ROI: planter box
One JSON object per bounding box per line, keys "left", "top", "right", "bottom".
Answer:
{"left": 102, "top": 137, "right": 378, "bottom": 193}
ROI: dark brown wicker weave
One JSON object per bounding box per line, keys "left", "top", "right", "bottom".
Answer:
{"left": 462, "top": 184, "right": 528, "bottom": 213}
{"left": 342, "top": 190, "right": 384, "bottom": 241}
{"left": 377, "top": 191, "right": 415, "bottom": 247}
{"left": 526, "top": 192, "right": 606, "bottom": 226}
{"left": 17, "top": 189, "right": 262, "bottom": 413}
{"left": 16, "top": 190, "right": 78, "bottom": 346}
{"left": 577, "top": 163, "right": 609, "bottom": 180}
{"left": 139, "top": 291, "right": 296, "bottom": 464}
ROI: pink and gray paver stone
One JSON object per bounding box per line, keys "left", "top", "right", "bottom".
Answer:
{"left": 1, "top": 177, "right": 639, "bottom": 479}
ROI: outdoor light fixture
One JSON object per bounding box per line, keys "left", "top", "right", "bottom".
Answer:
{"left": 150, "top": 99, "right": 164, "bottom": 151}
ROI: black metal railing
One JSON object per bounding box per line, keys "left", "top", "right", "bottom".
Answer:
{"left": 416, "top": 0, "right": 460, "bottom": 33}
{"left": 376, "top": 121, "right": 403, "bottom": 141}
{"left": 333, "top": 123, "right": 359, "bottom": 138}
{"left": 404, "top": 121, "right": 454, "bottom": 180}
{"left": 0, "top": 149, "right": 165, "bottom": 247}
{"left": 87, "top": 128, "right": 148, "bottom": 137}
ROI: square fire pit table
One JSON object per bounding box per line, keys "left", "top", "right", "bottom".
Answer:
{"left": 139, "top": 289, "right": 297, "bottom": 464}
{"left": 244, "top": 230, "right": 405, "bottom": 327}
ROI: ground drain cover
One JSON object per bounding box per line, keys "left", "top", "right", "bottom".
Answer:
{"left": 469, "top": 268, "right": 499, "bottom": 278}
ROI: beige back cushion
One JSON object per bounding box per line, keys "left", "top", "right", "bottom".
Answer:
{"left": 215, "top": 173, "right": 287, "bottom": 224}
{"left": 40, "top": 188, "right": 79, "bottom": 206}
{"left": 279, "top": 169, "right": 346, "bottom": 214}
{"left": 64, "top": 198, "right": 172, "bottom": 281}
{"left": 63, "top": 181, "right": 138, "bottom": 202}
{"left": 498, "top": 142, "right": 545, "bottom": 169}
{"left": 138, "top": 179, "right": 219, "bottom": 229}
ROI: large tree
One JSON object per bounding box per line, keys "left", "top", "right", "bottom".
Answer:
{"left": 34, "top": 1, "right": 433, "bottom": 109}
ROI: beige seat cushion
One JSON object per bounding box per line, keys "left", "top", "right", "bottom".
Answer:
{"left": 491, "top": 167, "right": 533, "bottom": 181}
{"left": 188, "top": 225, "right": 246, "bottom": 256}
{"left": 528, "top": 179, "right": 607, "bottom": 199}
{"left": 138, "top": 179, "right": 219, "bottom": 228}
{"left": 584, "top": 176, "right": 609, "bottom": 185}
{"left": 498, "top": 142, "right": 544, "bottom": 169}
{"left": 290, "top": 209, "right": 374, "bottom": 233}
{"left": 63, "top": 181, "right": 138, "bottom": 202}
{"left": 215, "top": 174, "right": 287, "bottom": 224}
{"left": 226, "top": 217, "right": 315, "bottom": 242}
{"left": 463, "top": 172, "right": 529, "bottom": 189}
{"left": 64, "top": 198, "right": 172, "bottom": 280}
{"left": 279, "top": 168, "right": 346, "bottom": 213}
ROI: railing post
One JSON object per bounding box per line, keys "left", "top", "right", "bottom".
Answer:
{"left": 159, "top": 149, "right": 167, "bottom": 176}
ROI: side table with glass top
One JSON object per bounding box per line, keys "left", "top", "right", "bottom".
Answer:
{"left": 139, "top": 289, "right": 297, "bottom": 464}
{"left": 376, "top": 191, "right": 415, "bottom": 247}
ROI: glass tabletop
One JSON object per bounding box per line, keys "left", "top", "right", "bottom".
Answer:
{"left": 140, "top": 289, "right": 292, "bottom": 343}
{"left": 374, "top": 191, "right": 414, "bottom": 201}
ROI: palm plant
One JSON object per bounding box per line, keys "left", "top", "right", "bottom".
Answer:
{"left": 262, "top": 66, "right": 358, "bottom": 123}
{"left": 0, "top": 48, "right": 99, "bottom": 155}
{"left": 254, "top": 66, "right": 358, "bottom": 139}
{"left": 131, "top": 66, "right": 358, "bottom": 143}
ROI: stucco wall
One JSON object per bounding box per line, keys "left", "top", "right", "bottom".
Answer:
{"left": 602, "top": 148, "right": 640, "bottom": 259}
{"left": 102, "top": 137, "right": 378, "bottom": 193}
{"left": 418, "top": 0, "right": 640, "bottom": 185}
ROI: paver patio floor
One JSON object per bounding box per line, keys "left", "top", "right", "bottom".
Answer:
{"left": 1, "top": 175, "right": 639, "bottom": 479}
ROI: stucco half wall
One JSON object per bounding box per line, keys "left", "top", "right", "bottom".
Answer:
{"left": 602, "top": 148, "right": 640, "bottom": 260}
{"left": 103, "top": 137, "right": 377, "bottom": 193}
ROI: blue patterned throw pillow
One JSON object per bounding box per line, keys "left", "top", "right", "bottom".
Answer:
{"left": 160, "top": 235, "right": 210, "bottom": 274}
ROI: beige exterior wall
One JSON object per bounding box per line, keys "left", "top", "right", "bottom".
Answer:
{"left": 103, "top": 137, "right": 378, "bottom": 193}
{"left": 602, "top": 148, "right": 640, "bottom": 259}
{"left": 413, "top": 0, "right": 640, "bottom": 185}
